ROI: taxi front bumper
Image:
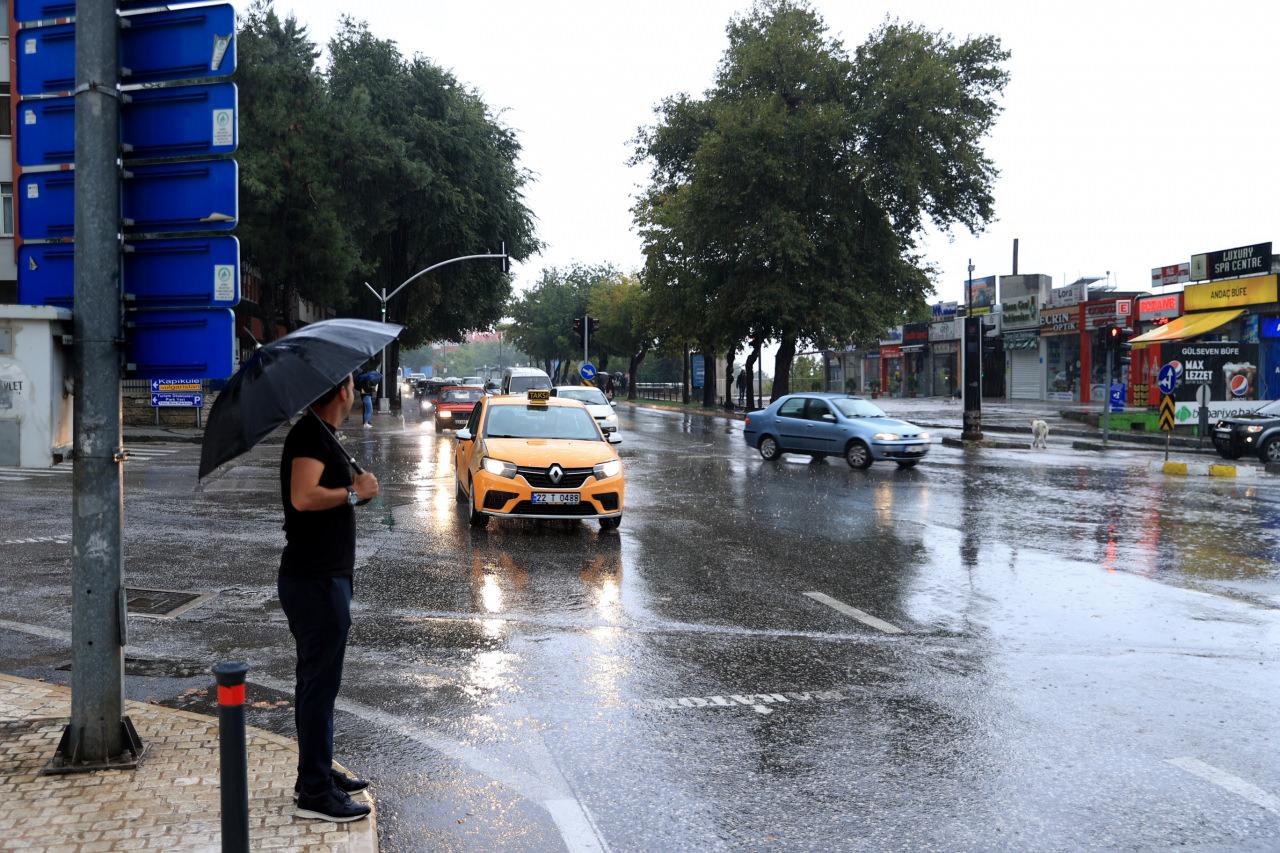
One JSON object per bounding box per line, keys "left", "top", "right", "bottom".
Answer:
{"left": 473, "top": 469, "right": 624, "bottom": 519}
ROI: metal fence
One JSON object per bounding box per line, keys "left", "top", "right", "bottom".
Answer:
{"left": 633, "top": 382, "right": 682, "bottom": 402}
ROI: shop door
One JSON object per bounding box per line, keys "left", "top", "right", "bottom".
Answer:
{"left": 1010, "top": 350, "right": 1040, "bottom": 399}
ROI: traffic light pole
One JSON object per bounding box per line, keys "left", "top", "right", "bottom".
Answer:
{"left": 961, "top": 258, "right": 983, "bottom": 442}
{"left": 1102, "top": 345, "right": 1113, "bottom": 448}
{"left": 584, "top": 314, "right": 590, "bottom": 365}
{"left": 53, "top": 0, "right": 144, "bottom": 773}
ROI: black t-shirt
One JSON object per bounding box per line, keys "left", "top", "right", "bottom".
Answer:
{"left": 279, "top": 413, "right": 355, "bottom": 578}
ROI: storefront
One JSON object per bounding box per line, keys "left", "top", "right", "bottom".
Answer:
{"left": 1000, "top": 292, "right": 1041, "bottom": 399}
{"left": 863, "top": 352, "right": 881, "bottom": 396}
{"left": 901, "top": 323, "right": 929, "bottom": 396}
{"left": 1080, "top": 297, "right": 1136, "bottom": 403}
{"left": 1040, "top": 305, "right": 1081, "bottom": 401}
{"left": 823, "top": 346, "right": 866, "bottom": 394}
{"left": 879, "top": 344, "right": 904, "bottom": 397}
{"left": 927, "top": 318, "right": 959, "bottom": 397}
{"left": 1129, "top": 293, "right": 1182, "bottom": 406}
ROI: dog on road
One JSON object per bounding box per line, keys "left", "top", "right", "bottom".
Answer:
{"left": 1030, "top": 419, "right": 1050, "bottom": 449}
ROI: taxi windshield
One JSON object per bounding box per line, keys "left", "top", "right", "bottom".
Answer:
{"left": 484, "top": 405, "right": 601, "bottom": 441}
{"left": 557, "top": 387, "right": 609, "bottom": 406}
{"left": 832, "top": 398, "right": 887, "bottom": 418}
{"left": 442, "top": 389, "right": 483, "bottom": 403}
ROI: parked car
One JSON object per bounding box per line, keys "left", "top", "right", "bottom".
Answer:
{"left": 501, "top": 366, "right": 553, "bottom": 395}
{"left": 1212, "top": 400, "right": 1280, "bottom": 462}
{"left": 741, "top": 393, "right": 931, "bottom": 468}
{"left": 553, "top": 385, "right": 620, "bottom": 434}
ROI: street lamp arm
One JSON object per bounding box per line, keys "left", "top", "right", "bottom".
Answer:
{"left": 384, "top": 253, "right": 507, "bottom": 303}
{"left": 362, "top": 281, "right": 382, "bottom": 302}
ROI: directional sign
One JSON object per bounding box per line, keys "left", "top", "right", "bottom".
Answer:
{"left": 18, "top": 159, "right": 237, "bottom": 239}
{"left": 18, "top": 82, "right": 238, "bottom": 166}
{"left": 19, "top": 237, "right": 240, "bottom": 309}
{"left": 151, "top": 393, "right": 203, "bottom": 408}
{"left": 149, "top": 378, "right": 203, "bottom": 408}
{"left": 1156, "top": 362, "right": 1182, "bottom": 395}
{"left": 126, "top": 309, "right": 235, "bottom": 380}
{"left": 1159, "top": 395, "right": 1176, "bottom": 431}
{"left": 580, "top": 362, "right": 597, "bottom": 381}
{"left": 16, "top": 5, "right": 237, "bottom": 96}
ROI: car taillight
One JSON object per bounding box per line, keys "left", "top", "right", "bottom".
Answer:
{"left": 744, "top": 416, "right": 751, "bottom": 428}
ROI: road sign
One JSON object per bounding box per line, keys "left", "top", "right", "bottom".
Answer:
{"left": 1156, "top": 362, "right": 1182, "bottom": 395}
{"left": 1159, "top": 395, "right": 1176, "bottom": 431}
{"left": 149, "top": 379, "right": 203, "bottom": 408}
{"left": 580, "top": 362, "right": 597, "bottom": 381}
{"left": 151, "top": 393, "right": 203, "bottom": 408}
{"left": 19, "top": 236, "right": 240, "bottom": 309}
{"left": 1109, "top": 383, "right": 1126, "bottom": 413}
{"left": 14, "top": 0, "right": 167, "bottom": 22}
{"left": 1196, "top": 384, "right": 1211, "bottom": 407}
{"left": 18, "top": 159, "right": 237, "bottom": 239}
{"left": 16, "top": 5, "right": 237, "bottom": 96}
{"left": 18, "top": 82, "right": 238, "bottom": 167}
{"left": 126, "top": 309, "right": 235, "bottom": 379}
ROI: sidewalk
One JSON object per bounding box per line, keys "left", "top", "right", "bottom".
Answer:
{"left": 0, "top": 673, "right": 376, "bottom": 852}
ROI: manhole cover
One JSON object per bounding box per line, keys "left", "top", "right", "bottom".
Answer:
{"left": 125, "top": 588, "right": 211, "bottom": 618}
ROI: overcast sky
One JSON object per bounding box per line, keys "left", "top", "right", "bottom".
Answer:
{"left": 255, "top": 0, "right": 1280, "bottom": 308}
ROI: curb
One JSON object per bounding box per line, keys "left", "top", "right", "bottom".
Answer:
{"left": 941, "top": 436, "right": 1030, "bottom": 450}
{"left": 1150, "top": 460, "right": 1256, "bottom": 478}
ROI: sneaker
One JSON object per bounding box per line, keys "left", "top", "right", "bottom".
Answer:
{"left": 294, "top": 770, "right": 369, "bottom": 801}
{"left": 295, "top": 787, "right": 370, "bottom": 823}
{"left": 363, "top": 423, "right": 373, "bottom": 429}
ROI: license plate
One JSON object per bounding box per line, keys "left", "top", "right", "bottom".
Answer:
{"left": 905, "top": 446, "right": 927, "bottom": 455}
{"left": 532, "top": 492, "right": 580, "bottom": 505}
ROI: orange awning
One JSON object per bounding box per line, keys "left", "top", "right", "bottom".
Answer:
{"left": 1128, "top": 309, "right": 1243, "bottom": 348}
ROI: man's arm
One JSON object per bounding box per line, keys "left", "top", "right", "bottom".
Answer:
{"left": 290, "top": 457, "right": 379, "bottom": 511}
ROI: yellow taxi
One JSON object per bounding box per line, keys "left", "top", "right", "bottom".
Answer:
{"left": 453, "top": 389, "right": 625, "bottom": 530}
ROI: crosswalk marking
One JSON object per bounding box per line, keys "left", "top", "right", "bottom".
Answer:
{"left": 0, "top": 446, "right": 183, "bottom": 483}
{"left": 1, "top": 534, "right": 71, "bottom": 546}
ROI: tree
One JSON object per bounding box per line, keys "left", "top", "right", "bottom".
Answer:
{"left": 505, "top": 264, "right": 624, "bottom": 382}
{"left": 237, "top": 2, "right": 361, "bottom": 337}
{"left": 327, "top": 18, "right": 539, "bottom": 400}
{"left": 633, "top": 1, "right": 1008, "bottom": 400}
{"left": 588, "top": 275, "right": 655, "bottom": 400}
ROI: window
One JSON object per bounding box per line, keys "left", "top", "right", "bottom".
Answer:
{"left": 1, "top": 183, "right": 12, "bottom": 237}
{"left": 832, "top": 398, "right": 887, "bottom": 419}
{"left": 777, "top": 397, "right": 806, "bottom": 419}
{"left": 804, "top": 399, "right": 835, "bottom": 422}
{"left": 0, "top": 83, "right": 9, "bottom": 136}
{"left": 466, "top": 401, "right": 483, "bottom": 435}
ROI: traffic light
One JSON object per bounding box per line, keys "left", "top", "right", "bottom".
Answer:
{"left": 589, "top": 316, "right": 600, "bottom": 335}
{"left": 573, "top": 316, "right": 583, "bottom": 342}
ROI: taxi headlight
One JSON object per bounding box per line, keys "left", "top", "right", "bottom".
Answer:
{"left": 1246, "top": 425, "right": 1264, "bottom": 433}
{"left": 872, "top": 432, "right": 899, "bottom": 441}
{"left": 482, "top": 457, "right": 517, "bottom": 478}
{"left": 593, "top": 459, "right": 622, "bottom": 479}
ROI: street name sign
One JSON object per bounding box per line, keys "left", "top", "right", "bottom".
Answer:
{"left": 126, "top": 309, "right": 235, "bottom": 379}
{"left": 18, "top": 237, "right": 240, "bottom": 309}
{"left": 18, "top": 82, "right": 238, "bottom": 167}
{"left": 16, "top": 5, "right": 237, "bottom": 96}
{"left": 1159, "top": 395, "right": 1176, "bottom": 431}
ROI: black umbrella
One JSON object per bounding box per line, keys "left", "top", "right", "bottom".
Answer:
{"left": 199, "top": 318, "right": 403, "bottom": 479}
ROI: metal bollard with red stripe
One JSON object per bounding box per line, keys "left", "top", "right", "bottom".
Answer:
{"left": 212, "top": 661, "right": 250, "bottom": 853}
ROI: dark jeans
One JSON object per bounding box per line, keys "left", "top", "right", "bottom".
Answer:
{"left": 362, "top": 394, "right": 373, "bottom": 425}
{"left": 278, "top": 574, "right": 353, "bottom": 795}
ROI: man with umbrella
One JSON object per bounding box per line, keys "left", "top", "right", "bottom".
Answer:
{"left": 200, "top": 318, "right": 400, "bottom": 823}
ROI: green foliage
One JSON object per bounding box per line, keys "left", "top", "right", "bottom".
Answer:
{"left": 506, "top": 264, "right": 623, "bottom": 370}
{"left": 587, "top": 274, "right": 655, "bottom": 369}
{"left": 790, "top": 354, "right": 823, "bottom": 391}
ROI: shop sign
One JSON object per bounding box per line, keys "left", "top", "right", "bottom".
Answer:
{"left": 1190, "top": 242, "right": 1271, "bottom": 282}
{"left": 1000, "top": 294, "right": 1039, "bottom": 329}
{"left": 878, "top": 326, "right": 903, "bottom": 345}
{"left": 966, "top": 275, "right": 995, "bottom": 314}
{"left": 1137, "top": 293, "right": 1182, "bottom": 321}
{"left": 1084, "top": 299, "right": 1133, "bottom": 330}
{"left": 930, "top": 341, "right": 958, "bottom": 355}
{"left": 880, "top": 345, "right": 902, "bottom": 359}
{"left": 1150, "top": 263, "right": 1191, "bottom": 288}
{"left": 1165, "top": 342, "right": 1259, "bottom": 404}
{"left": 931, "top": 301, "right": 958, "bottom": 319}
{"left": 929, "top": 319, "right": 959, "bottom": 341}
{"left": 1261, "top": 317, "right": 1280, "bottom": 339}
{"left": 1183, "top": 273, "right": 1277, "bottom": 311}
{"left": 903, "top": 323, "right": 929, "bottom": 345}
{"left": 1039, "top": 306, "right": 1079, "bottom": 335}
{"left": 1003, "top": 330, "right": 1039, "bottom": 350}
{"left": 1047, "top": 280, "right": 1088, "bottom": 307}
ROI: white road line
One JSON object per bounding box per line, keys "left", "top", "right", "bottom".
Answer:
{"left": 543, "top": 799, "right": 610, "bottom": 853}
{"left": 802, "top": 591, "right": 904, "bottom": 634}
{"left": 1167, "top": 757, "right": 1280, "bottom": 815}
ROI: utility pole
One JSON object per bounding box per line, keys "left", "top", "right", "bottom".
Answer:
{"left": 57, "top": 0, "right": 141, "bottom": 772}
{"left": 583, "top": 314, "right": 590, "bottom": 365}
{"left": 962, "top": 258, "right": 984, "bottom": 442}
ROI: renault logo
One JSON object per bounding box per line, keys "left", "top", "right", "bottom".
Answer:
{"left": 548, "top": 464, "right": 564, "bottom": 485}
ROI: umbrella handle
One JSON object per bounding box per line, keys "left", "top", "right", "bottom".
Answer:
{"left": 312, "top": 412, "right": 371, "bottom": 497}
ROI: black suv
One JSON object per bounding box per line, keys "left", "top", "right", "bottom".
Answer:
{"left": 1212, "top": 399, "right": 1280, "bottom": 463}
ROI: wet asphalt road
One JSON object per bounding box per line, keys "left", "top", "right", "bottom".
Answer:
{"left": 2, "top": 405, "right": 1279, "bottom": 851}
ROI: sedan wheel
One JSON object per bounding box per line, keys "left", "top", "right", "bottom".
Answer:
{"left": 1262, "top": 437, "right": 1280, "bottom": 465}
{"left": 845, "top": 440, "right": 873, "bottom": 470}
{"left": 467, "top": 479, "right": 490, "bottom": 528}
{"left": 600, "top": 516, "right": 621, "bottom": 531}
{"left": 759, "top": 436, "right": 782, "bottom": 461}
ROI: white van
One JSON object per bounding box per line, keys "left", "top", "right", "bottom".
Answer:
{"left": 501, "top": 367, "right": 553, "bottom": 395}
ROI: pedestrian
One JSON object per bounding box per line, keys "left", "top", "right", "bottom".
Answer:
{"left": 603, "top": 372, "right": 615, "bottom": 401}
{"left": 359, "top": 376, "right": 376, "bottom": 429}
{"left": 278, "top": 372, "right": 379, "bottom": 822}
{"left": 737, "top": 368, "right": 751, "bottom": 407}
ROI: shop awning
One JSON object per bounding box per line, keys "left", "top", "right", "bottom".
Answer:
{"left": 1128, "top": 309, "right": 1243, "bottom": 347}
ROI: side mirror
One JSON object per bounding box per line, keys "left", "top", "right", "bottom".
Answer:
{"left": 610, "top": 401, "right": 617, "bottom": 408}
{"left": 822, "top": 413, "right": 836, "bottom": 422}
{"left": 456, "top": 428, "right": 473, "bottom": 442}
{"left": 608, "top": 433, "right": 623, "bottom": 445}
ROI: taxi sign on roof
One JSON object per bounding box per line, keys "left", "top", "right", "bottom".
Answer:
{"left": 527, "top": 389, "right": 551, "bottom": 404}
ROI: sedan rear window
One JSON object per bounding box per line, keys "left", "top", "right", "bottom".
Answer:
{"left": 832, "top": 398, "right": 887, "bottom": 418}
{"left": 484, "top": 405, "right": 601, "bottom": 441}
{"left": 442, "top": 389, "right": 483, "bottom": 403}
{"left": 557, "top": 387, "right": 609, "bottom": 406}
{"left": 509, "top": 375, "right": 552, "bottom": 393}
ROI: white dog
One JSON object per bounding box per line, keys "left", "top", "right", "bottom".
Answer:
{"left": 1030, "top": 419, "right": 1049, "bottom": 449}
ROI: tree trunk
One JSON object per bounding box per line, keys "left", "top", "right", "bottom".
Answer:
{"left": 701, "top": 348, "right": 717, "bottom": 408}
{"left": 627, "top": 343, "right": 648, "bottom": 401}
{"left": 598, "top": 353, "right": 609, "bottom": 372}
{"left": 722, "top": 343, "right": 739, "bottom": 410}
{"left": 771, "top": 334, "right": 797, "bottom": 401}
{"left": 743, "top": 338, "right": 762, "bottom": 409}
{"left": 542, "top": 357, "right": 552, "bottom": 376}
{"left": 681, "top": 345, "right": 690, "bottom": 404}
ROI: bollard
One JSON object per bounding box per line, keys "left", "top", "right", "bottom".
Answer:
{"left": 212, "top": 661, "right": 250, "bottom": 853}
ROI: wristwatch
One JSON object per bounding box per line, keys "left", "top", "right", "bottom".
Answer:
{"left": 347, "top": 486, "right": 359, "bottom": 506}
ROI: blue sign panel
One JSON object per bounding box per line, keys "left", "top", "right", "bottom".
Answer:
{"left": 1109, "top": 383, "right": 1126, "bottom": 413}
{"left": 1157, "top": 362, "right": 1182, "bottom": 395}
{"left": 149, "top": 378, "right": 203, "bottom": 408}
{"left": 580, "top": 362, "right": 597, "bottom": 381}
{"left": 14, "top": 0, "right": 74, "bottom": 22}
{"left": 151, "top": 393, "right": 204, "bottom": 408}
{"left": 18, "top": 82, "right": 238, "bottom": 166}
{"left": 19, "top": 237, "right": 240, "bottom": 309}
{"left": 691, "top": 355, "right": 706, "bottom": 389}
{"left": 16, "top": 5, "right": 236, "bottom": 96}
{"left": 1261, "top": 317, "right": 1280, "bottom": 339}
{"left": 126, "top": 309, "right": 235, "bottom": 380}
{"left": 19, "top": 160, "right": 237, "bottom": 238}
